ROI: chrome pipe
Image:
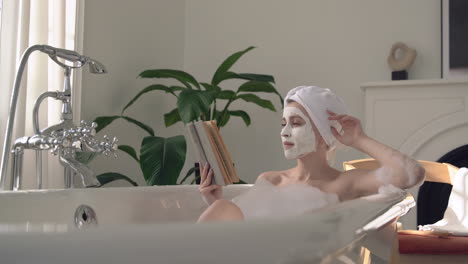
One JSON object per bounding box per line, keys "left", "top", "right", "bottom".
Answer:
{"left": 36, "top": 151, "right": 42, "bottom": 189}
{"left": 12, "top": 147, "right": 24, "bottom": 191}
{"left": 64, "top": 166, "right": 72, "bottom": 189}
{"left": 60, "top": 67, "right": 73, "bottom": 121}
{"left": 32, "top": 91, "right": 59, "bottom": 190}
{"left": 32, "top": 91, "right": 59, "bottom": 134}
{"left": 0, "top": 45, "right": 46, "bottom": 190}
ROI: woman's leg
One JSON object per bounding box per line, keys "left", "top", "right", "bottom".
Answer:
{"left": 197, "top": 199, "right": 244, "bottom": 222}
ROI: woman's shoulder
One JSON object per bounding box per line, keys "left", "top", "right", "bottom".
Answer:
{"left": 257, "top": 171, "right": 287, "bottom": 185}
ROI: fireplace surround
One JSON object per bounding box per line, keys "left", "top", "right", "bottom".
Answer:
{"left": 362, "top": 78, "right": 468, "bottom": 229}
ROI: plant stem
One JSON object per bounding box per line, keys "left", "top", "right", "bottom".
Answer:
{"left": 211, "top": 99, "right": 217, "bottom": 120}
{"left": 218, "top": 99, "right": 234, "bottom": 127}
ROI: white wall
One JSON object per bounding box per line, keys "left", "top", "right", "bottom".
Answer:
{"left": 81, "top": 0, "right": 186, "bottom": 186}
{"left": 81, "top": 0, "right": 441, "bottom": 185}
{"left": 183, "top": 0, "right": 441, "bottom": 183}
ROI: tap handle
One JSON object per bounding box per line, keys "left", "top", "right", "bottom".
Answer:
{"left": 79, "top": 120, "right": 97, "bottom": 137}
{"left": 47, "top": 120, "right": 118, "bottom": 157}
{"left": 78, "top": 120, "right": 118, "bottom": 156}
{"left": 100, "top": 135, "right": 118, "bottom": 157}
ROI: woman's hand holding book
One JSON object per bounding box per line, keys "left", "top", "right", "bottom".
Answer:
{"left": 199, "top": 162, "right": 223, "bottom": 205}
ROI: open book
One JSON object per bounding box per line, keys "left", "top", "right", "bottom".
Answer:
{"left": 186, "top": 120, "right": 239, "bottom": 186}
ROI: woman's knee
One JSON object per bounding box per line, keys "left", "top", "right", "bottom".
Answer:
{"left": 211, "top": 199, "right": 236, "bottom": 208}
{"left": 198, "top": 199, "right": 244, "bottom": 222}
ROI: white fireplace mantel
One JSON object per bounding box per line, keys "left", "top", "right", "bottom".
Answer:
{"left": 362, "top": 78, "right": 468, "bottom": 160}
{"left": 361, "top": 78, "right": 468, "bottom": 229}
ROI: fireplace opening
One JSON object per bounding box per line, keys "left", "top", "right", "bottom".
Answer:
{"left": 437, "top": 144, "right": 468, "bottom": 168}
{"left": 417, "top": 145, "right": 468, "bottom": 226}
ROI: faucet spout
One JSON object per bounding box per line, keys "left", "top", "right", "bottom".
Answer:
{"left": 59, "top": 155, "right": 100, "bottom": 187}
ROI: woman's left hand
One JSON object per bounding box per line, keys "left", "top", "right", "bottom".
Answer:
{"left": 327, "top": 110, "right": 366, "bottom": 147}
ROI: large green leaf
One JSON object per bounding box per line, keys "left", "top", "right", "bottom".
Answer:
{"left": 236, "top": 94, "right": 276, "bottom": 111}
{"left": 169, "top": 86, "right": 185, "bottom": 92}
{"left": 121, "top": 84, "right": 178, "bottom": 114}
{"left": 94, "top": 116, "right": 121, "bottom": 133}
{"left": 229, "top": 110, "right": 251, "bottom": 126}
{"left": 216, "top": 90, "right": 236, "bottom": 100}
{"left": 118, "top": 145, "right": 139, "bottom": 162}
{"left": 138, "top": 69, "right": 200, "bottom": 90}
{"left": 237, "top": 80, "right": 283, "bottom": 107}
{"left": 177, "top": 90, "right": 214, "bottom": 123}
{"left": 215, "top": 110, "right": 231, "bottom": 127}
{"left": 236, "top": 73, "right": 275, "bottom": 83}
{"left": 200, "top": 82, "right": 221, "bottom": 92}
{"left": 237, "top": 80, "right": 277, "bottom": 94}
{"left": 164, "top": 108, "right": 182, "bottom": 127}
{"left": 215, "top": 72, "right": 275, "bottom": 84}
{"left": 211, "top": 46, "right": 255, "bottom": 85}
{"left": 204, "top": 90, "right": 218, "bottom": 101}
{"left": 96, "top": 172, "right": 138, "bottom": 186}
{"left": 140, "top": 135, "right": 186, "bottom": 185}
{"left": 93, "top": 115, "right": 154, "bottom": 136}
{"left": 121, "top": 116, "right": 155, "bottom": 136}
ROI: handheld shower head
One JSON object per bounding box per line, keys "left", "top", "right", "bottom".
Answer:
{"left": 42, "top": 45, "right": 83, "bottom": 63}
{"left": 85, "top": 58, "right": 107, "bottom": 74}
{"left": 41, "top": 45, "right": 107, "bottom": 74}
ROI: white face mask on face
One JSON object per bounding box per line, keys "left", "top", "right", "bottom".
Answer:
{"left": 281, "top": 107, "right": 316, "bottom": 160}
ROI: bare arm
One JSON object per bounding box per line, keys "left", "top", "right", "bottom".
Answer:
{"left": 328, "top": 111, "right": 425, "bottom": 196}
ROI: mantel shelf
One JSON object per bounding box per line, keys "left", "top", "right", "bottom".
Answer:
{"left": 361, "top": 78, "right": 468, "bottom": 90}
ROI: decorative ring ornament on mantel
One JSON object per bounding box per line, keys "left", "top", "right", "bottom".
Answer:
{"left": 387, "top": 42, "right": 417, "bottom": 71}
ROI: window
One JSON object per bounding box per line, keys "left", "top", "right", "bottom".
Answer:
{"left": 442, "top": 0, "right": 468, "bottom": 78}
{"left": 0, "top": 0, "right": 82, "bottom": 189}
{"left": 0, "top": 0, "right": 3, "bottom": 50}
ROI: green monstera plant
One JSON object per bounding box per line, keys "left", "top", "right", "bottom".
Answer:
{"left": 85, "top": 46, "right": 283, "bottom": 186}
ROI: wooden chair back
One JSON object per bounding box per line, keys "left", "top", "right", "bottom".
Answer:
{"left": 343, "top": 158, "right": 458, "bottom": 185}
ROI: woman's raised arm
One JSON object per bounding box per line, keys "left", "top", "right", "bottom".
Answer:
{"left": 328, "top": 111, "right": 425, "bottom": 195}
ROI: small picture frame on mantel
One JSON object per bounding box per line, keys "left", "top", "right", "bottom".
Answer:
{"left": 442, "top": 0, "right": 468, "bottom": 79}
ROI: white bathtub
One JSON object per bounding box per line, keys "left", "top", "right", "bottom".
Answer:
{"left": 0, "top": 185, "right": 413, "bottom": 263}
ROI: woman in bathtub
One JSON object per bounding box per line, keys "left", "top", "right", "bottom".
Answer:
{"left": 197, "top": 86, "right": 425, "bottom": 222}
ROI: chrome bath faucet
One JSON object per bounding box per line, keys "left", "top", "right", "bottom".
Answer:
{"left": 0, "top": 45, "right": 117, "bottom": 190}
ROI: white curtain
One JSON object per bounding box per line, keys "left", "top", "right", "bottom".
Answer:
{"left": 0, "top": 0, "right": 81, "bottom": 189}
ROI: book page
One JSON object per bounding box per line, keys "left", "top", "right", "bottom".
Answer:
{"left": 186, "top": 123, "right": 208, "bottom": 166}
{"left": 203, "top": 122, "right": 231, "bottom": 185}
{"left": 206, "top": 121, "right": 239, "bottom": 183}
